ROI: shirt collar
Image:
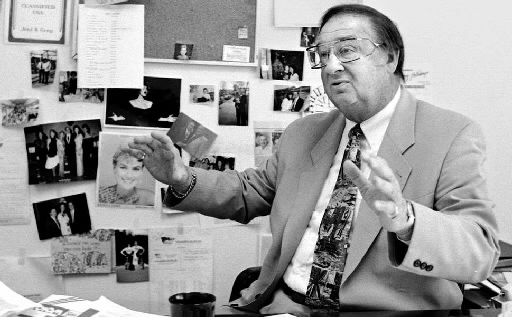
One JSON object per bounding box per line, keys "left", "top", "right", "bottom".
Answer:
{"left": 346, "top": 86, "right": 401, "bottom": 154}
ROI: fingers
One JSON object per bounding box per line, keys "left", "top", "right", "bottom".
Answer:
{"left": 150, "top": 131, "right": 175, "bottom": 151}
{"left": 343, "top": 160, "right": 371, "bottom": 196}
{"left": 361, "top": 148, "right": 397, "bottom": 184}
{"left": 128, "top": 133, "right": 174, "bottom": 153}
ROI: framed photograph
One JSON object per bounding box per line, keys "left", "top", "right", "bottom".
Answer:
{"left": 105, "top": 76, "right": 181, "bottom": 129}
{"left": 218, "top": 81, "right": 249, "bottom": 126}
{"left": 1, "top": 98, "right": 39, "bottom": 127}
{"left": 174, "top": 43, "right": 194, "bottom": 60}
{"left": 31, "top": 50, "right": 57, "bottom": 88}
{"left": 32, "top": 193, "right": 92, "bottom": 240}
{"left": 114, "top": 230, "right": 149, "bottom": 283}
{"left": 96, "top": 132, "right": 156, "bottom": 208}
{"left": 189, "top": 85, "right": 214, "bottom": 104}
{"left": 58, "top": 71, "right": 105, "bottom": 103}
{"left": 167, "top": 113, "right": 217, "bottom": 160}
{"left": 6, "top": 0, "right": 67, "bottom": 44}
{"left": 273, "top": 85, "right": 311, "bottom": 112}
{"left": 24, "top": 119, "right": 102, "bottom": 185}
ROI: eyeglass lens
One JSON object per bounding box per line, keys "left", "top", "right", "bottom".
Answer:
{"left": 308, "top": 38, "right": 378, "bottom": 68}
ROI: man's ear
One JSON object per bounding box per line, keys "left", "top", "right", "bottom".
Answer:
{"left": 386, "top": 50, "right": 399, "bottom": 72}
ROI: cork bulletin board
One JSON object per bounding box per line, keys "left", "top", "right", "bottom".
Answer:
{"left": 125, "top": 0, "right": 257, "bottom": 63}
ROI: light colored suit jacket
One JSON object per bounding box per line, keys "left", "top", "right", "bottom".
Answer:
{"left": 174, "top": 89, "right": 500, "bottom": 311}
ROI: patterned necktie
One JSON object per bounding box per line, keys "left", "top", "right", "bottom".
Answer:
{"left": 305, "top": 124, "right": 364, "bottom": 309}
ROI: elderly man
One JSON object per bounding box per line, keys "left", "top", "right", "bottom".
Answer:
{"left": 129, "top": 4, "right": 499, "bottom": 314}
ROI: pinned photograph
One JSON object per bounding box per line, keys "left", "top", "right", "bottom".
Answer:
{"left": 174, "top": 43, "right": 193, "bottom": 60}
{"left": 189, "top": 85, "right": 214, "bottom": 104}
{"left": 273, "top": 85, "right": 311, "bottom": 112}
{"left": 218, "top": 81, "right": 249, "bottom": 126}
{"left": 24, "top": 119, "right": 102, "bottom": 184}
{"left": 58, "top": 71, "right": 105, "bottom": 103}
{"left": 32, "top": 193, "right": 92, "bottom": 240}
{"left": 300, "top": 27, "right": 319, "bottom": 47}
{"left": 189, "top": 154, "right": 236, "bottom": 171}
{"left": 253, "top": 121, "right": 287, "bottom": 168}
{"left": 168, "top": 113, "right": 217, "bottom": 159}
{"left": 50, "top": 229, "right": 114, "bottom": 275}
{"left": 31, "top": 49, "right": 57, "bottom": 88}
{"left": 105, "top": 76, "right": 181, "bottom": 129}
{"left": 1, "top": 98, "right": 40, "bottom": 127}
{"left": 114, "top": 230, "right": 149, "bottom": 283}
{"left": 260, "top": 49, "right": 304, "bottom": 81}
{"left": 96, "top": 132, "right": 156, "bottom": 208}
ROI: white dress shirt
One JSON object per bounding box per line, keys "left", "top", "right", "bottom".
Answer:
{"left": 282, "top": 87, "right": 401, "bottom": 294}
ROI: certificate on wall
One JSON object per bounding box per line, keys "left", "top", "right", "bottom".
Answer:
{"left": 6, "top": 0, "right": 67, "bottom": 44}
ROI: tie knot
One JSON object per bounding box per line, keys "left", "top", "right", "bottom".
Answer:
{"left": 348, "top": 124, "right": 364, "bottom": 140}
{"left": 343, "top": 124, "right": 364, "bottom": 167}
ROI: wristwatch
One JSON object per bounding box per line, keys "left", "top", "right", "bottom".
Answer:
{"left": 396, "top": 200, "right": 415, "bottom": 243}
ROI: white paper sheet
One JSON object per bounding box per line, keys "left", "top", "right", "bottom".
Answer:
{"left": 0, "top": 281, "right": 39, "bottom": 317}
{"left": 77, "top": 4, "right": 144, "bottom": 88}
{"left": 148, "top": 227, "right": 213, "bottom": 315}
{"left": 0, "top": 132, "right": 31, "bottom": 225}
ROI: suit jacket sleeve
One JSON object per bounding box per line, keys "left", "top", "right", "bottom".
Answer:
{"left": 390, "top": 120, "right": 500, "bottom": 284}
{"left": 168, "top": 133, "right": 286, "bottom": 223}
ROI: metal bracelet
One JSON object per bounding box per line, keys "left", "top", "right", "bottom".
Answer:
{"left": 169, "top": 172, "right": 197, "bottom": 199}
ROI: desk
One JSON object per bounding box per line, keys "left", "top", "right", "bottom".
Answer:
{"left": 216, "top": 306, "right": 502, "bottom": 317}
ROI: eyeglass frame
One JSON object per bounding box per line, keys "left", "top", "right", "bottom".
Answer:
{"left": 306, "top": 37, "right": 385, "bottom": 69}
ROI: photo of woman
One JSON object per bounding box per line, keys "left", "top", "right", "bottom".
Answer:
{"left": 97, "top": 132, "right": 156, "bottom": 208}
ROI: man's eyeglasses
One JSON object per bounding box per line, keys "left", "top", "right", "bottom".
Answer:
{"left": 306, "top": 38, "right": 384, "bottom": 69}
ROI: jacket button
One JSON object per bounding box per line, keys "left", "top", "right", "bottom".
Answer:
{"left": 426, "top": 265, "right": 433, "bottom": 272}
{"left": 420, "top": 262, "right": 427, "bottom": 270}
{"left": 413, "top": 259, "right": 421, "bottom": 267}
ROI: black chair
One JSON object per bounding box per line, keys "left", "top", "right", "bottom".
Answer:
{"left": 229, "top": 266, "right": 261, "bottom": 302}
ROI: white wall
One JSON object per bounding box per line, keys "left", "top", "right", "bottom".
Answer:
{"left": 1, "top": 0, "right": 511, "bottom": 313}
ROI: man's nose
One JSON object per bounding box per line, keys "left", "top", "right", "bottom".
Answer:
{"left": 323, "top": 47, "right": 345, "bottom": 73}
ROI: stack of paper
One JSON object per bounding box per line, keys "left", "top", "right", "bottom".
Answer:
{"left": 0, "top": 282, "right": 165, "bottom": 317}
{"left": 0, "top": 282, "right": 40, "bottom": 317}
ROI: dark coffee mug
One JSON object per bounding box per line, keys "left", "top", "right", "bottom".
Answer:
{"left": 169, "top": 292, "right": 216, "bottom": 317}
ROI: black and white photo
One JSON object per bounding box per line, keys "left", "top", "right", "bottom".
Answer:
{"left": 174, "top": 43, "right": 194, "bottom": 60}
{"left": 189, "top": 154, "right": 236, "bottom": 171}
{"left": 189, "top": 85, "right": 214, "bottom": 104}
{"left": 97, "top": 132, "right": 156, "bottom": 208}
{"left": 1, "top": 98, "right": 39, "bottom": 127}
{"left": 269, "top": 49, "right": 305, "bottom": 81}
{"left": 114, "top": 230, "right": 149, "bottom": 283}
{"left": 273, "top": 85, "right": 311, "bottom": 112}
{"left": 24, "top": 119, "right": 101, "bottom": 184}
{"left": 58, "top": 71, "right": 105, "bottom": 103}
{"left": 31, "top": 50, "right": 57, "bottom": 88}
{"left": 168, "top": 113, "right": 217, "bottom": 160}
{"left": 218, "top": 81, "right": 249, "bottom": 126}
{"left": 105, "top": 76, "right": 181, "bottom": 129}
{"left": 300, "top": 27, "right": 319, "bottom": 47}
{"left": 33, "top": 193, "right": 92, "bottom": 240}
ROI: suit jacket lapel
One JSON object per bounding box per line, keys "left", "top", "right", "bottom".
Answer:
{"left": 341, "top": 89, "right": 416, "bottom": 283}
